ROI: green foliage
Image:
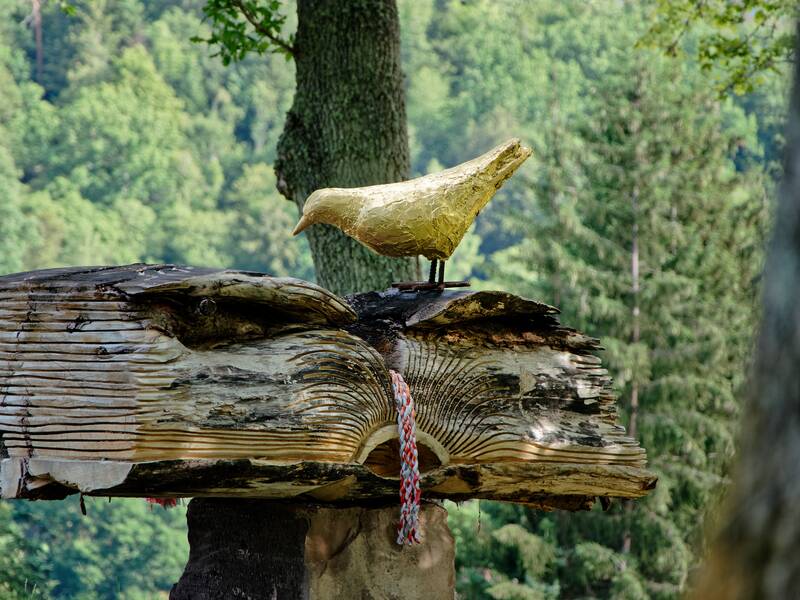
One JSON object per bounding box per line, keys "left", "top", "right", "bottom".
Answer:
{"left": 0, "top": 0, "right": 785, "bottom": 597}
{"left": 0, "top": 146, "right": 35, "bottom": 275}
{"left": 8, "top": 498, "right": 188, "bottom": 599}
{"left": 492, "top": 524, "right": 555, "bottom": 580}
{"left": 420, "top": 1, "right": 774, "bottom": 598}
{"left": 192, "top": 0, "right": 293, "bottom": 63}
{"left": 642, "top": 0, "right": 796, "bottom": 95}
{"left": 225, "top": 163, "right": 314, "bottom": 278}
{"left": 567, "top": 542, "right": 647, "bottom": 598}
{"left": 0, "top": 36, "right": 40, "bottom": 274}
{"left": 0, "top": 0, "right": 304, "bottom": 277}
{"left": 570, "top": 542, "right": 622, "bottom": 587}
{"left": 0, "top": 502, "right": 53, "bottom": 598}
{"left": 486, "top": 581, "right": 548, "bottom": 600}
{"left": 22, "top": 182, "right": 151, "bottom": 268}
{"left": 0, "top": 5, "right": 308, "bottom": 593}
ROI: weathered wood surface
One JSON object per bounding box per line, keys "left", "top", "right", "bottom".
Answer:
{"left": 0, "top": 264, "right": 655, "bottom": 508}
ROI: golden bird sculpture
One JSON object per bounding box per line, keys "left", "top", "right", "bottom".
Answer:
{"left": 292, "top": 138, "right": 532, "bottom": 290}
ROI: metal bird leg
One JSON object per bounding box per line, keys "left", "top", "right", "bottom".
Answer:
{"left": 392, "top": 260, "right": 470, "bottom": 293}
{"left": 295, "top": 139, "right": 532, "bottom": 295}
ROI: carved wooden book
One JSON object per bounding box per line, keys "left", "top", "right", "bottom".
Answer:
{"left": 0, "top": 265, "right": 655, "bottom": 509}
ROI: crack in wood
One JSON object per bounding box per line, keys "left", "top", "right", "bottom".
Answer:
{"left": 0, "top": 265, "right": 655, "bottom": 505}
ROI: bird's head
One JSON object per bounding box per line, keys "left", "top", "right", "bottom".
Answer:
{"left": 292, "top": 188, "right": 359, "bottom": 236}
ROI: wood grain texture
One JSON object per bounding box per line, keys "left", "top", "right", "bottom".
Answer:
{"left": 0, "top": 264, "right": 655, "bottom": 508}
{"left": 168, "top": 499, "right": 455, "bottom": 600}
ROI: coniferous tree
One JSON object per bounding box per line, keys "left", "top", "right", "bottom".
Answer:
{"left": 0, "top": 1, "right": 782, "bottom": 597}
{"left": 0, "top": 502, "right": 52, "bottom": 598}
{"left": 491, "top": 16, "right": 768, "bottom": 599}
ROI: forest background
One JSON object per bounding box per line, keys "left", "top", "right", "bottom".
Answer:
{"left": 0, "top": 0, "right": 788, "bottom": 598}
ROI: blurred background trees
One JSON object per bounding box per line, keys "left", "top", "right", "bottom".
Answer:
{"left": 0, "top": 0, "right": 786, "bottom": 597}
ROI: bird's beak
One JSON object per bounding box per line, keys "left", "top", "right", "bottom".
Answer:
{"left": 292, "top": 215, "right": 312, "bottom": 236}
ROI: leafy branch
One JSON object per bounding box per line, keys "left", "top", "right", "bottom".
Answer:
{"left": 639, "top": 0, "right": 796, "bottom": 95}
{"left": 192, "top": 0, "right": 294, "bottom": 64}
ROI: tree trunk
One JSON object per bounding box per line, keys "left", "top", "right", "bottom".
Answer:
{"left": 172, "top": 2, "right": 426, "bottom": 595}
{"left": 622, "top": 185, "right": 640, "bottom": 556}
{"left": 169, "top": 499, "right": 455, "bottom": 600}
{"left": 622, "top": 87, "right": 643, "bottom": 556}
{"left": 275, "top": 0, "right": 418, "bottom": 295}
{"left": 690, "top": 22, "right": 800, "bottom": 600}
{"left": 31, "top": 0, "right": 43, "bottom": 84}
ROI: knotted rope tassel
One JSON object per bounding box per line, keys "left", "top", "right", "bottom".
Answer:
{"left": 146, "top": 497, "right": 177, "bottom": 509}
{"left": 390, "top": 369, "right": 421, "bottom": 545}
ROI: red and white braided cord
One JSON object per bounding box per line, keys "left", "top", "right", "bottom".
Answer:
{"left": 146, "top": 497, "right": 177, "bottom": 508}
{"left": 390, "top": 370, "right": 421, "bottom": 545}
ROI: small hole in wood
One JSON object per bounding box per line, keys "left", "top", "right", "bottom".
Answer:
{"left": 363, "top": 438, "right": 442, "bottom": 478}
